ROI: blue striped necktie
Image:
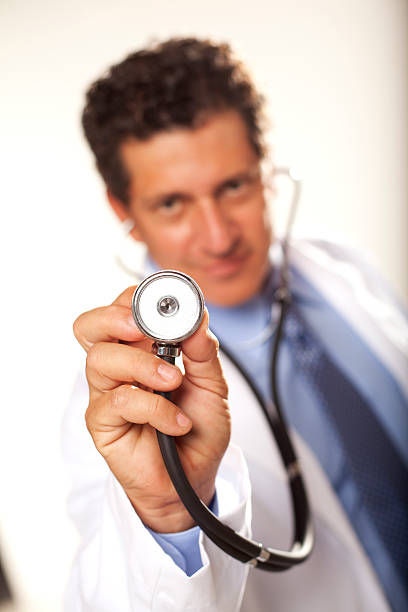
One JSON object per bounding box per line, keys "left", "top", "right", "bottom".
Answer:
{"left": 282, "top": 305, "right": 408, "bottom": 612}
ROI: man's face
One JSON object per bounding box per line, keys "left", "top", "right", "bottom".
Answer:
{"left": 119, "top": 110, "right": 272, "bottom": 306}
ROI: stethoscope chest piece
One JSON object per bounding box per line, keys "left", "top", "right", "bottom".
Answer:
{"left": 131, "top": 270, "right": 205, "bottom": 352}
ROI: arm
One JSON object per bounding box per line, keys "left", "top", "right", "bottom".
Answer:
{"left": 64, "top": 286, "right": 251, "bottom": 611}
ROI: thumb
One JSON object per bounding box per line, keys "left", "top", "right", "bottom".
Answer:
{"left": 181, "top": 310, "right": 228, "bottom": 398}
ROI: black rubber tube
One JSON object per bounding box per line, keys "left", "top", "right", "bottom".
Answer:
{"left": 154, "top": 315, "right": 314, "bottom": 571}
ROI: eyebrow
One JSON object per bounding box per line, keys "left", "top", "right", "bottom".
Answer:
{"left": 142, "top": 191, "right": 188, "bottom": 208}
{"left": 142, "top": 166, "right": 261, "bottom": 207}
{"left": 213, "top": 167, "right": 260, "bottom": 198}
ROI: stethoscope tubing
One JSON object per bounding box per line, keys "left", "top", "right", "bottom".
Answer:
{"left": 155, "top": 292, "right": 314, "bottom": 570}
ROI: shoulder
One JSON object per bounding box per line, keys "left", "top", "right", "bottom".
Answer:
{"left": 289, "top": 236, "right": 405, "bottom": 311}
{"left": 287, "top": 236, "right": 408, "bottom": 395}
{"left": 288, "top": 237, "right": 407, "bottom": 342}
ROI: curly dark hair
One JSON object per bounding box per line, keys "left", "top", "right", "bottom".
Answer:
{"left": 82, "top": 37, "right": 266, "bottom": 204}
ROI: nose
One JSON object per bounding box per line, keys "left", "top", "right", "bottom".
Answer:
{"left": 197, "top": 199, "right": 239, "bottom": 257}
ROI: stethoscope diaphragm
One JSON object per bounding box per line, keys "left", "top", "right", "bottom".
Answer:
{"left": 131, "top": 270, "right": 205, "bottom": 344}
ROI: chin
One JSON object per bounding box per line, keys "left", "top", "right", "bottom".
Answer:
{"left": 203, "top": 273, "right": 264, "bottom": 307}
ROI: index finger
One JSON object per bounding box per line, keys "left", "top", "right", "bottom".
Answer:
{"left": 74, "top": 286, "right": 143, "bottom": 352}
{"left": 73, "top": 303, "right": 144, "bottom": 352}
{"left": 112, "top": 285, "right": 138, "bottom": 307}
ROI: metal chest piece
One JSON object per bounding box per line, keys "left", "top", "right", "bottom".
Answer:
{"left": 131, "top": 270, "right": 205, "bottom": 356}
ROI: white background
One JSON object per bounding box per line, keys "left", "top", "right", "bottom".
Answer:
{"left": 1, "top": 1, "right": 407, "bottom": 610}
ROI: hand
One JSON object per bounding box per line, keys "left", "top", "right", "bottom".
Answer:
{"left": 73, "top": 286, "right": 230, "bottom": 532}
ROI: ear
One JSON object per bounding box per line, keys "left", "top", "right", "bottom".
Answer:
{"left": 107, "top": 189, "right": 142, "bottom": 241}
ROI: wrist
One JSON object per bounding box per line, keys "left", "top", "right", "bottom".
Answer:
{"left": 127, "top": 483, "right": 216, "bottom": 533}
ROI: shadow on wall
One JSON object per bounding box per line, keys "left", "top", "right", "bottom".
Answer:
{"left": 0, "top": 555, "right": 12, "bottom": 605}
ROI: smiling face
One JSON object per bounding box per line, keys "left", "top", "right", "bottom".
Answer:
{"left": 111, "top": 110, "right": 272, "bottom": 306}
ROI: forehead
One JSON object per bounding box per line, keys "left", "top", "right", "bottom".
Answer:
{"left": 120, "top": 110, "right": 259, "bottom": 198}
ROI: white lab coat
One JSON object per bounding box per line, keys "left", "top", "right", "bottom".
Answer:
{"left": 64, "top": 239, "right": 407, "bottom": 611}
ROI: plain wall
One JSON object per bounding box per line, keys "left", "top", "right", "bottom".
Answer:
{"left": 1, "top": 0, "right": 407, "bottom": 609}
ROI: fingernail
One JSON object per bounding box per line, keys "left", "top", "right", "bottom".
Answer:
{"left": 158, "top": 362, "right": 178, "bottom": 381}
{"left": 176, "top": 412, "right": 191, "bottom": 428}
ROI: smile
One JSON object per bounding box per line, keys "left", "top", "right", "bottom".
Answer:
{"left": 203, "top": 251, "right": 250, "bottom": 279}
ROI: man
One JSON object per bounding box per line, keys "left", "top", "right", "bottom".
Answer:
{"left": 66, "top": 38, "right": 407, "bottom": 611}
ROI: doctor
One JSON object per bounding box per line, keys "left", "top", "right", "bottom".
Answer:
{"left": 67, "top": 37, "right": 407, "bottom": 611}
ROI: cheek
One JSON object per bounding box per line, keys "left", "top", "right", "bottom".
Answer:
{"left": 142, "top": 222, "right": 195, "bottom": 264}
{"left": 239, "top": 202, "right": 270, "bottom": 239}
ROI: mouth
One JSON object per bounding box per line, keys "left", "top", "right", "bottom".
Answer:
{"left": 203, "top": 250, "right": 251, "bottom": 279}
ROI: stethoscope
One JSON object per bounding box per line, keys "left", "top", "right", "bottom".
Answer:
{"left": 127, "top": 168, "right": 314, "bottom": 570}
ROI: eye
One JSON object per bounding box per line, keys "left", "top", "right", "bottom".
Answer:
{"left": 160, "top": 196, "right": 179, "bottom": 209}
{"left": 156, "top": 196, "right": 183, "bottom": 215}
{"left": 218, "top": 178, "right": 249, "bottom": 201}
{"left": 224, "top": 178, "right": 243, "bottom": 192}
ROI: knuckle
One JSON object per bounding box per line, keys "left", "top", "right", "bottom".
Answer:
{"left": 86, "top": 342, "right": 104, "bottom": 371}
{"left": 110, "top": 385, "right": 130, "bottom": 413}
{"left": 205, "top": 328, "right": 220, "bottom": 355}
{"left": 220, "top": 373, "right": 229, "bottom": 397}
{"left": 102, "top": 304, "right": 120, "bottom": 322}
{"left": 110, "top": 385, "right": 128, "bottom": 413}
{"left": 132, "top": 349, "right": 157, "bottom": 381}
{"left": 207, "top": 330, "right": 224, "bottom": 370}
{"left": 98, "top": 304, "right": 128, "bottom": 333}
{"left": 73, "top": 314, "right": 83, "bottom": 341}
{"left": 85, "top": 402, "right": 95, "bottom": 434}
{"left": 148, "top": 393, "right": 163, "bottom": 420}
{"left": 209, "top": 330, "right": 220, "bottom": 352}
